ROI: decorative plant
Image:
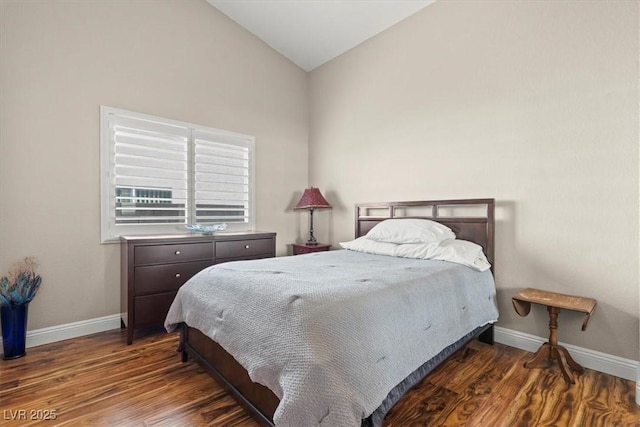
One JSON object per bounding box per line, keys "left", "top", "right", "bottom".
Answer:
{"left": 0, "top": 257, "right": 42, "bottom": 307}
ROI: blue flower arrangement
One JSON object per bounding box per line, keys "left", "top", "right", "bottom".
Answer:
{"left": 0, "top": 257, "right": 42, "bottom": 307}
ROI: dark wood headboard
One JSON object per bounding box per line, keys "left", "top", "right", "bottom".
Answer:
{"left": 355, "top": 198, "right": 495, "bottom": 267}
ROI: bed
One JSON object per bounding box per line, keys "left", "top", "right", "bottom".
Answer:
{"left": 165, "top": 198, "right": 498, "bottom": 426}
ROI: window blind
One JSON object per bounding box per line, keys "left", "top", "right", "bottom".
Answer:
{"left": 101, "top": 106, "right": 255, "bottom": 242}
{"left": 193, "top": 130, "right": 252, "bottom": 224}
{"left": 111, "top": 114, "right": 189, "bottom": 225}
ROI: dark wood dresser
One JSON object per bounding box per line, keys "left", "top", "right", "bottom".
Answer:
{"left": 120, "top": 231, "right": 276, "bottom": 344}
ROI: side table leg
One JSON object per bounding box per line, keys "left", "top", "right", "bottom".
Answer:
{"left": 548, "top": 306, "right": 560, "bottom": 346}
{"left": 558, "top": 346, "right": 584, "bottom": 373}
{"left": 524, "top": 342, "right": 552, "bottom": 368}
{"left": 553, "top": 346, "right": 575, "bottom": 384}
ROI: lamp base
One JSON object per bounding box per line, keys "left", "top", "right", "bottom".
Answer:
{"left": 305, "top": 241, "right": 319, "bottom": 246}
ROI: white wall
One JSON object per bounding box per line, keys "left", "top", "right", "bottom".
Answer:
{"left": 0, "top": 0, "right": 308, "bottom": 330}
{"left": 309, "top": 0, "right": 639, "bottom": 359}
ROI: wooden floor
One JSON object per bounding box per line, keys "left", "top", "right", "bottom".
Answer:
{"left": 1, "top": 328, "right": 639, "bottom": 426}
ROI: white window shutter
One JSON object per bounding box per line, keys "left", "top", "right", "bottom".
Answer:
{"left": 110, "top": 114, "right": 189, "bottom": 226}
{"left": 193, "top": 130, "right": 253, "bottom": 225}
{"left": 100, "top": 106, "right": 255, "bottom": 242}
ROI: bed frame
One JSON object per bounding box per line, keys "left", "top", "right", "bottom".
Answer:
{"left": 179, "top": 198, "right": 496, "bottom": 426}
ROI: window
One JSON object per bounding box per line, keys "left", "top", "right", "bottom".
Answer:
{"left": 100, "top": 106, "right": 255, "bottom": 242}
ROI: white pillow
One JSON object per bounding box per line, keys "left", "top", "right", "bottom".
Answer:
{"left": 365, "top": 218, "right": 455, "bottom": 244}
{"left": 432, "top": 240, "right": 491, "bottom": 271}
{"left": 341, "top": 236, "right": 491, "bottom": 272}
{"left": 339, "top": 236, "right": 397, "bottom": 256}
{"left": 396, "top": 239, "right": 491, "bottom": 272}
{"left": 394, "top": 242, "right": 440, "bottom": 259}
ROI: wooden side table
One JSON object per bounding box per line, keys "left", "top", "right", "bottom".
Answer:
{"left": 512, "top": 288, "right": 597, "bottom": 384}
{"left": 292, "top": 243, "right": 331, "bottom": 255}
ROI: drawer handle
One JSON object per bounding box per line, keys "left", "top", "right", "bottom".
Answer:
{"left": 175, "top": 273, "right": 181, "bottom": 278}
{"left": 175, "top": 250, "right": 181, "bottom": 255}
{"left": 244, "top": 245, "right": 250, "bottom": 249}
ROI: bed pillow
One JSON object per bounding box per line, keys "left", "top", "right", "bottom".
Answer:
{"left": 341, "top": 236, "right": 490, "bottom": 271}
{"left": 339, "top": 236, "right": 397, "bottom": 256}
{"left": 395, "top": 239, "right": 491, "bottom": 272}
{"left": 431, "top": 240, "right": 491, "bottom": 271}
{"left": 365, "top": 218, "right": 455, "bottom": 244}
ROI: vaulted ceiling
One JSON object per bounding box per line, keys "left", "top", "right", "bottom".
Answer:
{"left": 207, "top": 0, "right": 434, "bottom": 71}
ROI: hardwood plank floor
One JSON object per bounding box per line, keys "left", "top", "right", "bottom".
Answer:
{"left": 1, "top": 328, "right": 638, "bottom": 426}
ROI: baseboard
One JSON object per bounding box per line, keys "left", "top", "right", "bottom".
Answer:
{"left": 636, "top": 365, "right": 640, "bottom": 405}
{"left": 0, "top": 314, "right": 121, "bottom": 349}
{"left": 1, "top": 317, "right": 637, "bottom": 385}
{"left": 494, "top": 326, "right": 638, "bottom": 382}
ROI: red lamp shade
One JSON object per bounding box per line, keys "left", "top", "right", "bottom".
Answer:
{"left": 294, "top": 187, "right": 332, "bottom": 210}
{"left": 294, "top": 187, "right": 331, "bottom": 245}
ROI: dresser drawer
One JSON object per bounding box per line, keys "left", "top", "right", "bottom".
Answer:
{"left": 134, "top": 292, "right": 177, "bottom": 327}
{"left": 134, "top": 260, "right": 212, "bottom": 295}
{"left": 134, "top": 242, "right": 212, "bottom": 265}
{"left": 215, "top": 238, "right": 273, "bottom": 259}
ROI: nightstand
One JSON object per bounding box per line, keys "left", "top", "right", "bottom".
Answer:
{"left": 512, "top": 288, "right": 597, "bottom": 383}
{"left": 292, "top": 243, "right": 331, "bottom": 255}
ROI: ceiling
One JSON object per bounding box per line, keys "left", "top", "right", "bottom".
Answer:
{"left": 207, "top": 0, "right": 435, "bottom": 72}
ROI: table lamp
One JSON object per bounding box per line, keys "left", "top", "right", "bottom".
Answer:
{"left": 294, "top": 187, "right": 332, "bottom": 245}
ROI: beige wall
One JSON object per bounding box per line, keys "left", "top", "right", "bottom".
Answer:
{"left": 0, "top": 0, "right": 308, "bottom": 330}
{"left": 309, "top": 1, "right": 639, "bottom": 359}
{"left": 1, "top": 0, "right": 638, "bottom": 363}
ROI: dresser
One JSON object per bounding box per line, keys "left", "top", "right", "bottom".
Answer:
{"left": 121, "top": 231, "right": 276, "bottom": 344}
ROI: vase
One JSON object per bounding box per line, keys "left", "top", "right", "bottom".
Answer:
{"left": 1, "top": 303, "right": 29, "bottom": 360}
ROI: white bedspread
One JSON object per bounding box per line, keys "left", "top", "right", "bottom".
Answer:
{"left": 165, "top": 250, "right": 498, "bottom": 426}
